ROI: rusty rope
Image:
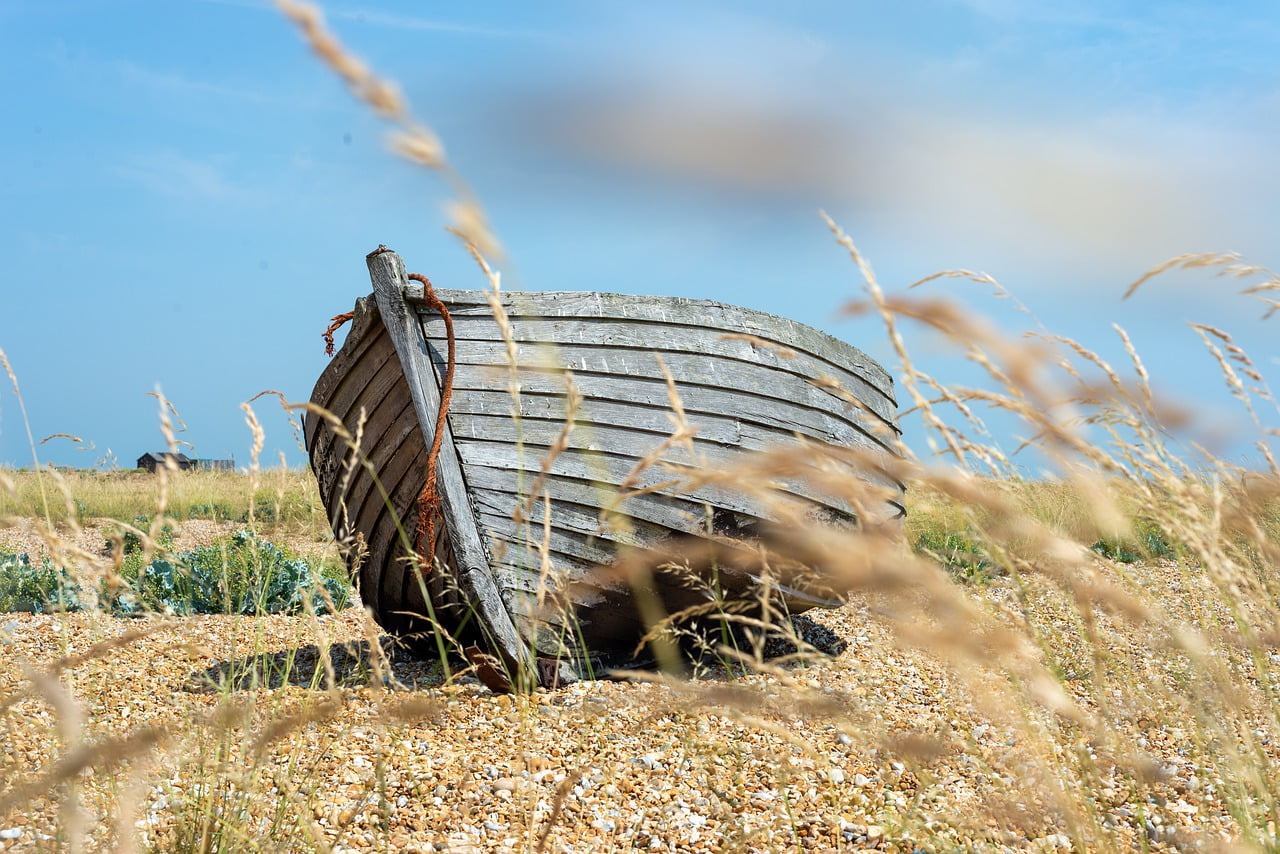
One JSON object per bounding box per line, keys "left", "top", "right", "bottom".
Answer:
{"left": 322, "top": 312, "right": 355, "bottom": 357}
{"left": 409, "top": 272, "right": 456, "bottom": 569}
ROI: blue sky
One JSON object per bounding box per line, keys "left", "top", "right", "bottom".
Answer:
{"left": 1, "top": 0, "right": 1277, "bottom": 472}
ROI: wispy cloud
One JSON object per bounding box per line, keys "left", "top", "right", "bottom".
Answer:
{"left": 196, "top": 0, "right": 546, "bottom": 40}
{"left": 329, "top": 7, "right": 546, "bottom": 40}
{"left": 509, "top": 79, "right": 1277, "bottom": 271}
{"left": 116, "top": 150, "right": 256, "bottom": 203}
{"left": 109, "top": 58, "right": 270, "bottom": 103}
{"left": 472, "top": 1, "right": 1279, "bottom": 280}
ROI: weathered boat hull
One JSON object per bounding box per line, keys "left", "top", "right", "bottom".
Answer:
{"left": 306, "top": 248, "right": 902, "bottom": 685}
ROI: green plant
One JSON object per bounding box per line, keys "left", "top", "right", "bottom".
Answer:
{"left": 105, "top": 514, "right": 176, "bottom": 557}
{"left": 1090, "top": 522, "right": 1179, "bottom": 564}
{"left": 130, "top": 530, "right": 349, "bottom": 616}
{"left": 187, "top": 502, "right": 237, "bottom": 521}
{"left": 1, "top": 533, "right": 350, "bottom": 617}
{"left": 0, "top": 552, "right": 84, "bottom": 613}
{"left": 913, "top": 529, "right": 1002, "bottom": 583}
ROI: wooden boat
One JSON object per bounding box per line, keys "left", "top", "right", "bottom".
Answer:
{"left": 306, "top": 247, "right": 902, "bottom": 688}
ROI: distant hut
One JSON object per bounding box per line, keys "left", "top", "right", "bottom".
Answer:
{"left": 136, "top": 452, "right": 194, "bottom": 473}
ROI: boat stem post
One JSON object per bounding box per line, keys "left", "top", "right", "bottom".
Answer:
{"left": 366, "top": 246, "right": 565, "bottom": 691}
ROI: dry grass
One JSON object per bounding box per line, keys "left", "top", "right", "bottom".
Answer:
{"left": 0, "top": 469, "right": 328, "bottom": 538}
{"left": 2, "top": 3, "right": 1280, "bottom": 851}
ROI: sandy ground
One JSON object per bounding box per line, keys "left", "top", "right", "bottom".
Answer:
{"left": 0, "top": 523, "right": 1257, "bottom": 852}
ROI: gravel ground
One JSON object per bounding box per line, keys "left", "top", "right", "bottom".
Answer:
{"left": 0, "top": 518, "right": 240, "bottom": 562}
{"left": 0, "top": 518, "right": 333, "bottom": 565}
{"left": 0, "top": 528, "right": 1267, "bottom": 852}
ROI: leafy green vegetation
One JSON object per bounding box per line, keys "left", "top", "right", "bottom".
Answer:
{"left": 913, "top": 528, "right": 1002, "bottom": 583}
{"left": 0, "top": 530, "right": 350, "bottom": 616}
{"left": 0, "top": 552, "right": 85, "bottom": 613}
{"left": 1089, "top": 522, "right": 1179, "bottom": 564}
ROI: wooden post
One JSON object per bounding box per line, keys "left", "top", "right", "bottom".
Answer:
{"left": 366, "top": 247, "right": 565, "bottom": 689}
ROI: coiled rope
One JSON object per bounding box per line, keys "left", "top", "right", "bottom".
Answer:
{"left": 321, "top": 272, "right": 457, "bottom": 574}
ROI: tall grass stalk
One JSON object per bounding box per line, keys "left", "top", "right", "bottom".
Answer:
{"left": 2, "top": 4, "right": 1279, "bottom": 851}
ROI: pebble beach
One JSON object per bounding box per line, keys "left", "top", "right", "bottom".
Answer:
{"left": 0, "top": 520, "right": 1270, "bottom": 852}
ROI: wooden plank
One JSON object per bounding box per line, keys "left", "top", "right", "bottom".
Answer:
{"left": 403, "top": 287, "right": 896, "bottom": 401}
{"left": 420, "top": 316, "right": 897, "bottom": 422}
{"left": 476, "top": 509, "right": 634, "bottom": 567}
{"left": 308, "top": 312, "right": 427, "bottom": 624}
{"left": 447, "top": 409, "right": 902, "bottom": 507}
{"left": 455, "top": 439, "right": 783, "bottom": 519}
{"left": 462, "top": 465, "right": 730, "bottom": 535}
{"left": 453, "top": 436, "right": 884, "bottom": 523}
{"left": 367, "top": 249, "right": 551, "bottom": 687}
{"left": 442, "top": 386, "right": 896, "bottom": 456}
{"left": 453, "top": 425, "right": 894, "bottom": 526}
{"left": 420, "top": 329, "right": 897, "bottom": 432}
{"left": 307, "top": 297, "right": 387, "bottom": 448}
{"left": 446, "top": 410, "right": 890, "bottom": 475}
{"left": 440, "top": 366, "right": 898, "bottom": 453}
{"left": 307, "top": 343, "right": 408, "bottom": 476}
{"left": 358, "top": 445, "right": 426, "bottom": 620}
{"left": 470, "top": 488, "right": 658, "bottom": 549}
{"left": 323, "top": 396, "right": 418, "bottom": 553}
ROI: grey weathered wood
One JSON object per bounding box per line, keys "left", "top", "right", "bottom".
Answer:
{"left": 309, "top": 248, "right": 904, "bottom": 681}
{"left": 460, "top": 465, "right": 736, "bottom": 535}
{"left": 420, "top": 317, "right": 897, "bottom": 427}
{"left": 423, "top": 339, "right": 896, "bottom": 436}
{"left": 442, "top": 386, "right": 896, "bottom": 456}
{"left": 445, "top": 411, "right": 894, "bottom": 484}
{"left": 403, "top": 286, "right": 895, "bottom": 400}
{"left": 435, "top": 363, "right": 897, "bottom": 454}
{"left": 366, "top": 250, "right": 549, "bottom": 685}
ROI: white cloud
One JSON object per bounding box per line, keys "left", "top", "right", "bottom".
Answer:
{"left": 329, "top": 8, "right": 546, "bottom": 40}
{"left": 109, "top": 58, "right": 270, "bottom": 103}
{"left": 195, "top": 0, "right": 546, "bottom": 40}
{"left": 116, "top": 150, "right": 254, "bottom": 203}
{"left": 480, "top": 3, "right": 1279, "bottom": 281}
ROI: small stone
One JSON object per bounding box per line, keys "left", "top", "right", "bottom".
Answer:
{"left": 866, "top": 825, "right": 884, "bottom": 840}
{"left": 0, "top": 828, "right": 23, "bottom": 840}
{"left": 635, "top": 753, "right": 662, "bottom": 770}
{"left": 853, "top": 773, "right": 871, "bottom": 787}
{"left": 494, "top": 777, "right": 516, "bottom": 792}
